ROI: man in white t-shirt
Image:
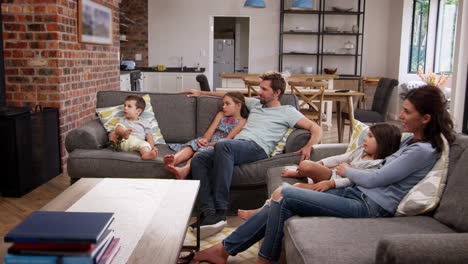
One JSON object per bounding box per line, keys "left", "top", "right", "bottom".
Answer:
{"left": 181, "top": 72, "right": 322, "bottom": 237}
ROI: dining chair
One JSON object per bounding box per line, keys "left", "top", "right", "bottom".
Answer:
{"left": 340, "top": 77, "right": 399, "bottom": 140}
{"left": 196, "top": 74, "right": 211, "bottom": 92}
{"left": 242, "top": 78, "right": 261, "bottom": 97}
{"left": 360, "top": 76, "right": 382, "bottom": 109}
{"left": 289, "top": 80, "right": 327, "bottom": 126}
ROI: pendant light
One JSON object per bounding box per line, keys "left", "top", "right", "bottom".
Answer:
{"left": 291, "top": 0, "right": 314, "bottom": 9}
{"left": 244, "top": 0, "right": 266, "bottom": 8}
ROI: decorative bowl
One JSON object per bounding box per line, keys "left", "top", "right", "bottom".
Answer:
{"left": 323, "top": 68, "right": 337, "bottom": 74}
{"left": 301, "top": 66, "right": 314, "bottom": 74}
{"left": 332, "top": 6, "right": 353, "bottom": 12}
{"left": 325, "top": 26, "right": 339, "bottom": 32}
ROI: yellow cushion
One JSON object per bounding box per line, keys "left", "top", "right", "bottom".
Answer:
{"left": 271, "top": 128, "right": 294, "bottom": 156}
{"left": 96, "top": 94, "right": 166, "bottom": 144}
{"left": 346, "top": 120, "right": 369, "bottom": 153}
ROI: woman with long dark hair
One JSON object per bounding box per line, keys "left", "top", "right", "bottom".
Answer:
{"left": 193, "top": 85, "right": 455, "bottom": 264}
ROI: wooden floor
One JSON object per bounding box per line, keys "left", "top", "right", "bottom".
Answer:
{"left": 1, "top": 116, "right": 395, "bottom": 235}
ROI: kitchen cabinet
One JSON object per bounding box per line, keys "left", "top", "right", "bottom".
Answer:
{"left": 142, "top": 72, "right": 160, "bottom": 92}
{"left": 142, "top": 72, "right": 199, "bottom": 92}
{"left": 279, "top": 0, "right": 365, "bottom": 76}
{"left": 120, "top": 74, "right": 131, "bottom": 91}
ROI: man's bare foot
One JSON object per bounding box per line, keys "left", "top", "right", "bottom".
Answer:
{"left": 141, "top": 149, "right": 157, "bottom": 160}
{"left": 281, "top": 169, "right": 300, "bottom": 178}
{"left": 237, "top": 209, "right": 260, "bottom": 221}
{"left": 193, "top": 243, "right": 228, "bottom": 264}
{"left": 166, "top": 165, "right": 190, "bottom": 180}
{"left": 164, "top": 154, "right": 175, "bottom": 166}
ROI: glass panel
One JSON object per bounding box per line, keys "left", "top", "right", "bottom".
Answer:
{"left": 434, "top": 0, "right": 458, "bottom": 73}
{"left": 408, "top": 0, "right": 430, "bottom": 73}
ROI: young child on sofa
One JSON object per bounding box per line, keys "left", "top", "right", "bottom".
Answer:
{"left": 238, "top": 123, "right": 402, "bottom": 220}
{"left": 164, "top": 92, "right": 248, "bottom": 179}
{"left": 109, "top": 95, "right": 158, "bottom": 160}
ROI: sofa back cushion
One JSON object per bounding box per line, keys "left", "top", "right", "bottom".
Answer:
{"left": 196, "top": 94, "right": 299, "bottom": 138}
{"left": 97, "top": 91, "right": 197, "bottom": 143}
{"left": 433, "top": 134, "right": 468, "bottom": 232}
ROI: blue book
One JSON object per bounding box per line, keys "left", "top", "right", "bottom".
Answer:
{"left": 4, "top": 211, "right": 114, "bottom": 244}
{"left": 4, "top": 254, "right": 95, "bottom": 264}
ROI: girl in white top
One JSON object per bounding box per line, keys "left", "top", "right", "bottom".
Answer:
{"left": 238, "top": 123, "right": 401, "bottom": 220}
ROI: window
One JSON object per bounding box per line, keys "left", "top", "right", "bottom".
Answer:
{"left": 408, "top": 0, "right": 430, "bottom": 73}
{"left": 408, "top": 0, "right": 459, "bottom": 74}
{"left": 434, "top": 0, "right": 458, "bottom": 73}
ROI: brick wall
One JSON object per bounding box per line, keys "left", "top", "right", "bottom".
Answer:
{"left": 1, "top": 0, "right": 120, "bottom": 170}
{"left": 119, "top": 0, "right": 147, "bottom": 67}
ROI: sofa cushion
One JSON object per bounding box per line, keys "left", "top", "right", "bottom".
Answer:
{"left": 196, "top": 96, "right": 223, "bottom": 137}
{"left": 97, "top": 91, "right": 197, "bottom": 143}
{"left": 434, "top": 135, "right": 468, "bottom": 232}
{"left": 196, "top": 94, "right": 299, "bottom": 138}
{"left": 67, "top": 145, "right": 176, "bottom": 180}
{"left": 267, "top": 166, "right": 306, "bottom": 196}
{"left": 396, "top": 134, "right": 450, "bottom": 216}
{"left": 283, "top": 216, "right": 454, "bottom": 264}
{"left": 96, "top": 94, "right": 166, "bottom": 144}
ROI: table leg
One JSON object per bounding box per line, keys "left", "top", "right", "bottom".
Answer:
{"left": 336, "top": 101, "right": 342, "bottom": 143}
{"left": 181, "top": 208, "right": 200, "bottom": 252}
{"left": 347, "top": 96, "right": 355, "bottom": 141}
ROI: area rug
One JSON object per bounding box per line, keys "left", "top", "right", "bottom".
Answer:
{"left": 184, "top": 227, "right": 259, "bottom": 264}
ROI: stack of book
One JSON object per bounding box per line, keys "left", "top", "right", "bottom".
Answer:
{"left": 4, "top": 211, "right": 120, "bottom": 264}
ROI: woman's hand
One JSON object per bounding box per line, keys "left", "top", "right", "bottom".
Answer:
{"left": 336, "top": 163, "right": 352, "bottom": 176}
{"left": 197, "top": 138, "right": 209, "bottom": 147}
{"left": 308, "top": 180, "right": 335, "bottom": 192}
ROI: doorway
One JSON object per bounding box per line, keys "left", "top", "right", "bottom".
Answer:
{"left": 212, "top": 17, "right": 250, "bottom": 89}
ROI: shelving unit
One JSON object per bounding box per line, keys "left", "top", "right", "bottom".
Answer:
{"left": 279, "top": 0, "right": 366, "bottom": 77}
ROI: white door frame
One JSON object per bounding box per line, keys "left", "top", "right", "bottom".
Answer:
{"left": 209, "top": 15, "right": 251, "bottom": 90}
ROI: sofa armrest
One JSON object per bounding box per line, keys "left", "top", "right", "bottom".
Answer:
{"left": 376, "top": 233, "right": 468, "bottom": 264}
{"left": 310, "top": 143, "right": 348, "bottom": 161}
{"left": 65, "top": 119, "right": 108, "bottom": 153}
{"left": 284, "top": 129, "right": 310, "bottom": 153}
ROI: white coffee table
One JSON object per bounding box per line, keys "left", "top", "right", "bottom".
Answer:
{"left": 6, "top": 178, "right": 200, "bottom": 264}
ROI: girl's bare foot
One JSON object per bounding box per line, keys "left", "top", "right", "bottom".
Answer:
{"left": 166, "top": 165, "right": 190, "bottom": 180}
{"left": 193, "top": 243, "right": 229, "bottom": 264}
{"left": 281, "top": 169, "right": 300, "bottom": 178}
{"left": 141, "top": 150, "right": 157, "bottom": 160}
{"left": 164, "top": 154, "right": 175, "bottom": 166}
{"left": 237, "top": 209, "right": 260, "bottom": 221}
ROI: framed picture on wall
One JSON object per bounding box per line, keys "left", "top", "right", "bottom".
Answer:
{"left": 78, "top": 0, "right": 113, "bottom": 45}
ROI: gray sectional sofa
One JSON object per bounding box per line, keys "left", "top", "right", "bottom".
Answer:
{"left": 267, "top": 134, "right": 468, "bottom": 263}
{"left": 65, "top": 90, "right": 311, "bottom": 211}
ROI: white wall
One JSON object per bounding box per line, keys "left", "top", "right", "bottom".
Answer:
{"left": 148, "top": 0, "right": 280, "bottom": 88}
{"left": 148, "top": 0, "right": 393, "bottom": 87}
{"left": 361, "top": 0, "right": 392, "bottom": 76}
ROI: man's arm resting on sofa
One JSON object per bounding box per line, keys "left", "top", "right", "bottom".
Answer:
{"left": 376, "top": 233, "right": 468, "bottom": 264}
{"left": 293, "top": 117, "right": 322, "bottom": 161}
{"left": 65, "top": 119, "right": 108, "bottom": 153}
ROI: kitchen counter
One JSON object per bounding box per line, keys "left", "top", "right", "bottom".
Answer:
{"left": 136, "top": 67, "right": 205, "bottom": 73}
{"left": 219, "top": 73, "right": 338, "bottom": 79}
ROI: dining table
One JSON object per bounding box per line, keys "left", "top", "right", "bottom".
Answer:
{"left": 216, "top": 87, "right": 364, "bottom": 143}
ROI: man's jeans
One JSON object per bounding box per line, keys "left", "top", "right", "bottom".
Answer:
{"left": 191, "top": 139, "right": 268, "bottom": 211}
{"left": 223, "top": 186, "right": 391, "bottom": 261}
